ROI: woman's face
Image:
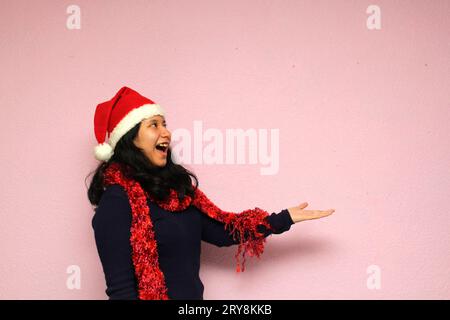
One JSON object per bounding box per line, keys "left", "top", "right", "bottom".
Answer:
{"left": 133, "top": 115, "right": 172, "bottom": 167}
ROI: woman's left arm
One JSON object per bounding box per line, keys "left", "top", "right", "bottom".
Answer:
{"left": 200, "top": 208, "right": 294, "bottom": 247}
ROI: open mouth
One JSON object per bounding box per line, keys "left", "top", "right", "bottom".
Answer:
{"left": 155, "top": 142, "right": 169, "bottom": 155}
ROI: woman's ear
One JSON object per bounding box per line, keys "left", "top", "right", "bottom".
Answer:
{"left": 133, "top": 137, "right": 141, "bottom": 149}
{"left": 132, "top": 122, "right": 144, "bottom": 148}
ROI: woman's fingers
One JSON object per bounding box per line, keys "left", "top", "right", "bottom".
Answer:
{"left": 319, "top": 209, "right": 334, "bottom": 216}
{"left": 290, "top": 203, "right": 335, "bottom": 222}
{"left": 324, "top": 209, "right": 335, "bottom": 217}
{"left": 305, "top": 209, "right": 335, "bottom": 220}
{"left": 298, "top": 202, "right": 334, "bottom": 215}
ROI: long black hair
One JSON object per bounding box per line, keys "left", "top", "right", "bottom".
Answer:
{"left": 86, "top": 121, "right": 198, "bottom": 206}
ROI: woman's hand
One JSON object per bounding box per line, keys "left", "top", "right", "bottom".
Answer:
{"left": 287, "top": 202, "right": 335, "bottom": 223}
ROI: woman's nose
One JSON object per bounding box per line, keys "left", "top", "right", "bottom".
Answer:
{"left": 161, "top": 127, "right": 171, "bottom": 138}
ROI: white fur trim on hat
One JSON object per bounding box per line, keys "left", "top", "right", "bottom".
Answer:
{"left": 108, "top": 104, "right": 165, "bottom": 149}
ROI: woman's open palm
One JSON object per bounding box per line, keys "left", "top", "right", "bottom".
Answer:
{"left": 288, "top": 202, "right": 335, "bottom": 223}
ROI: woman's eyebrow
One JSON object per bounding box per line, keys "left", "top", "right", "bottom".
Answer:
{"left": 148, "top": 118, "right": 166, "bottom": 123}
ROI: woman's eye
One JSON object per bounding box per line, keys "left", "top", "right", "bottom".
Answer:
{"left": 149, "top": 123, "right": 167, "bottom": 128}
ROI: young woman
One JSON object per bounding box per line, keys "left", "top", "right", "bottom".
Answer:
{"left": 87, "top": 86, "right": 335, "bottom": 300}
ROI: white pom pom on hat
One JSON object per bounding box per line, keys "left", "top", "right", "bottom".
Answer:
{"left": 94, "top": 142, "right": 114, "bottom": 161}
{"left": 93, "top": 86, "right": 165, "bottom": 162}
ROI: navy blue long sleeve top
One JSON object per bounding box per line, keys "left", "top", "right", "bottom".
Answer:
{"left": 92, "top": 184, "right": 294, "bottom": 300}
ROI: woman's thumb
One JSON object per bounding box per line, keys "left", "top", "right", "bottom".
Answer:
{"left": 299, "top": 202, "right": 308, "bottom": 209}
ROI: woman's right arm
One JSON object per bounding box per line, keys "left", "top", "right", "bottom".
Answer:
{"left": 91, "top": 185, "right": 139, "bottom": 300}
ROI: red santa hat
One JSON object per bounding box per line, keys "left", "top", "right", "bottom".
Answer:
{"left": 93, "top": 86, "right": 165, "bottom": 161}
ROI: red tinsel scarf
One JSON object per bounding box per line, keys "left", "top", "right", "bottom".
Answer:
{"left": 103, "top": 162, "right": 273, "bottom": 300}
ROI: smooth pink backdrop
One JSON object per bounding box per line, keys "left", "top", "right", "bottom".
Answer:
{"left": 0, "top": 0, "right": 449, "bottom": 299}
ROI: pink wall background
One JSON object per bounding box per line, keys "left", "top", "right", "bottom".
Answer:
{"left": 0, "top": 0, "right": 449, "bottom": 299}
